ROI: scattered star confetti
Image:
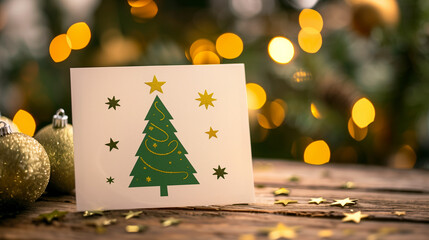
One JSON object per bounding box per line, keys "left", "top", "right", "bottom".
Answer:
{"left": 123, "top": 210, "right": 143, "bottom": 220}
{"left": 213, "top": 165, "right": 228, "bottom": 179}
{"left": 238, "top": 234, "right": 256, "bottom": 240}
{"left": 308, "top": 197, "right": 327, "bottom": 205}
{"left": 196, "top": 90, "right": 216, "bottom": 109}
{"left": 342, "top": 181, "right": 355, "bottom": 189}
{"left": 393, "top": 211, "right": 406, "bottom": 216}
{"left": 105, "top": 96, "right": 120, "bottom": 110}
{"left": 205, "top": 127, "right": 219, "bottom": 139}
{"left": 273, "top": 188, "right": 290, "bottom": 196}
{"left": 318, "top": 229, "right": 333, "bottom": 238}
{"left": 288, "top": 175, "right": 300, "bottom": 182}
{"left": 342, "top": 211, "right": 368, "bottom": 223}
{"left": 266, "top": 223, "right": 299, "bottom": 240}
{"left": 106, "top": 176, "right": 115, "bottom": 184}
{"left": 274, "top": 199, "right": 298, "bottom": 206}
{"left": 125, "top": 225, "right": 148, "bottom": 233}
{"left": 145, "top": 75, "right": 166, "bottom": 94}
{"left": 331, "top": 198, "right": 357, "bottom": 207}
{"left": 105, "top": 138, "right": 119, "bottom": 151}
{"left": 83, "top": 210, "right": 105, "bottom": 217}
{"left": 85, "top": 217, "right": 117, "bottom": 233}
{"left": 161, "top": 217, "right": 181, "bottom": 227}
{"left": 34, "top": 210, "right": 68, "bottom": 224}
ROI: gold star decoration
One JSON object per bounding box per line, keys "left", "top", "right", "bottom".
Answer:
{"left": 161, "top": 217, "right": 181, "bottom": 227}
{"left": 342, "top": 211, "right": 369, "bottom": 223}
{"left": 393, "top": 211, "right": 406, "bottom": 216}
{"left": 83, "top": 210, "right": 105, "bottom": 217}
{"left": 267, "top": 223, "right": 299, "bottom": 240}
{"left": 122, "top": 210, "right": 143, "bottom": 220}
{"left": 105, "top": 138, "right": 119, "bottom": 151}
{"left": 331, "top": 198, "right": 357, "bottom": 207}
{"left": 126, "top": 225, "right": 148, "bottom": 233}
{"left": 153, "top": 143, "right": 157, "bottom": 148}
{"left": 145, "top": 75, "right": 166, "bottom": 94}
{"left": 85, "top": 217, "right": 117, "bottom": 233}
{"left": 205, "top": 127, "right": 219, "bottom": 139}
{"left": 196, "top": 90, "right": 216, "bottom": 109}
{"left": 273, "top": 188, "right": 290, "bottom": 196}
{"left": 342, "top": 181, "right": 355, "bottom": 189}
{"left": 308, "top": 197, "right": 326, "bottom": 205}
{"left": 274, "top": 199, "right": 298, "bottom": 206}
{"left": 34, "top": 210, "right": 68, "bottom": 224}
{"left": 146, "top": 176, "right": 151, "bottom": 182}
{"left": 318, "top": 229, "right": 333, "bottom": 238}
{"left": 106, "top": 176, "right": 114, "bottom": 184}
{"left": 105, "top": 96, "right": 120, "bottom": 110}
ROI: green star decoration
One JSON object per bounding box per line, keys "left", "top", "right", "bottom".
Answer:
{"left": 213, "top": 165, "right": 228, "bottom": 179}
{"left": 34, "top": 210, "right": 68, "bottom": 224}
{"left": 105, "top": 96, "right": 120, "bottom": 110}
{"left": 106, "top": 176, "right": 114, "bottom": 184}
{"left": 105, "top": 138, "right": 119, "bottom": 151}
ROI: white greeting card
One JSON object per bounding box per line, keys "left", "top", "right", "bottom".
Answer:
{"left": 70, "top": 64, "right": 254, "bottom": 211}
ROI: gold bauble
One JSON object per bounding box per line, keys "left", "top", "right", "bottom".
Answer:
{"left": 0, "top": 133, "right": 50, "bottom": 210}
{"left": 0, "top": 116, "right": 20, "bottom": 132}
{"left": 35, "top": 124, "right": 75, "bottom": 193}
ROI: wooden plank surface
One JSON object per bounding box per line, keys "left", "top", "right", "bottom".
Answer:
{"left": 1, "top": 159, "right": 429, "bottom": 239}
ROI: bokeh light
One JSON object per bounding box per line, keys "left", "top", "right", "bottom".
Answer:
{"left": 298, "top": 27, "right": 322, "bottom": 53}
{"left": 257, "top": 113, "right": 273, "bottom": 129}
{"left": 246, "top": 83, "right": 267, "bottom": 110}
{"left": 293, "top": 70, "right": 312, "bottom": 83}
{"left": 190, "top": 39, "right": 216, "bottom": 60}
{"left": 216, "top": 33, "right": 243, "bottom": 59}
{"left": 130, "top": 1, "right": 158, "bottom": 19}
{"left": 192, "top": 51, "right": 220, "bottom": 64}
{"left": 271, "top": 99, "right": 287, "bottom": 127}
{"left": 304, "top": 140, "right": 330, "bottom": 165}
{"left": 12, "top": 109, "right": 36, "bottom": 137}
{"left": 231, "top": 0, "right": 263, "bottom": 18}
{"left": 127, "top": 0, "right": 152, "bottom": 7}
{"left": 66, "top": 22, "right": 91, "bottom": 50}
{"left": 352, "top": 97, "right": 375, "bottom": 128}
{"left": 49, "top": 34, "right": 72, "bottom": 63}
{"left": 348, "top": 118, "right": 368, "bottom": 141}
{"left": 268, "top": 36, "right": 295, "bottom": 64}
{"left": 389, "top": 145, "right": 416, "bottom": 169}
{"left": 310, "top": 102, "right": 322, "bottom": 119}
{"left": 299, "top": 9, "right": 323, "bottom": 32}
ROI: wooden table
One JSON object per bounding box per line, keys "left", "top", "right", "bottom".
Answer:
{"left": 1, "top": 160, "right": 428, "bottom": 239}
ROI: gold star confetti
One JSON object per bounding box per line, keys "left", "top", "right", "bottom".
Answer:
{"left": 342, "top": 211, "right": 368, "bottom": 223}
{"left": 161, "top": 217, "right": 181, "bottom": 227}
{"left": 274, "top": 199, "right": 298, "bottom": 206}
{"left": 267, "top": 223, "right": 299, "bottom": 240}
{"left": 145, "top": 75, "right": 166, "bottom": 94}
{"left": 123, "top": 210, "right": 143, "bottom": 220}
{"left": 331, "top": 198, "right": 357, "bottom": 207}
{"left": 273, "top": 188, "right": 290, "bottom": 196}
{"left": 342, "top": 181, "right": 355, "bottom": 189}
{"left": 83, "top": 210, "right": 105, "bottom": 217}
{"left": 126, "top": 225, "right": 148, "bottom": 233}
{"left": 318, "top": 229, "right": 333, "bottom": 238}
{"left": 309, "top": 197, "right": 326, "bottom": 205}
{"left": 393, "top": 211, "right": 406, "bottom": 216}
{"left": 85, "top": 217, "right": 117, "bottom": 233}
{"left": 238, "top": 234, "right": 256, "bottom": 240}
{"left": 205, "top": 127, "right": 219, "bottom": 139}
{"left": 196, "top": 90, "right": 216, "bottom": 109}
{"left": 34, "top": 210, "right": 68, "bottom": 224}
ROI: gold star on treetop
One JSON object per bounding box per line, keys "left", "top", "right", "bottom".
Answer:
{"left": 394, "top": 211, "right": 406, "bottom": 216}
{"left": 267, "top": 223, "right": 299, "bottom": 240}
{"left": 145, "top": 75, "right": 166, "bottom": 94}
{"left": 273, "top": 188, "right": 290, "bottom": 196}
{"left": 122, "top": 210, "right": 143, "bottom": 220}
{"left": 196, "top": 90, "right": 216, "bottom": 109}
{"left": 274, "top": 199, "right": 298, "bottom": 206}
{"left": 342, "top": 211, "right": 369, "bottom": 223}
{"left": 205, "top": 127, "right": 219, "bottom": 139}
{"left": 331, "top": 197, "right": 357, "bottom": 207}
{"left": 308, "top": 197, "right": 326, "bottom": 205}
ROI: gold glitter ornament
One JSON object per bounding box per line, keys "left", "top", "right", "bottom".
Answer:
{"left": 35, "top": 109, "right": 75, "bottom": 194}
{"left": 0, "top": 114, "right": 20, "bottom": 132}
{"left": 0, "top": 121, "right": 50, "bottom": 210}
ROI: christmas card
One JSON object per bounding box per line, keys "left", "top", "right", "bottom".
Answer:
{"left": 70, "top": 64, "right": 254, "bottom": 211}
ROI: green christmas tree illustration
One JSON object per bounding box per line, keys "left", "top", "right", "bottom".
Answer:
{"left": 129, "top": 95, "right": 199, "bottom": 196}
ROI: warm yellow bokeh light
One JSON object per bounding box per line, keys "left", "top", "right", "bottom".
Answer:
{"left": 131, "top": 1, "right": 158, "bottom": 19}
{"left": 13, "top": 110, "right": 36, "bottom": 137}
{"left": 348, "top": 118, "right": 368, "bottom": 141}
{"left": 268, "top": 37, "right": 295, "bottom": 64}
{"left": 49, "top": 34, "right": 72, "bottom": 63}
{"left": 304, "top": 140, "right": 330, "bottom": 165}
{"left": 271, "top": 99, "right": 287, "bottom": 127}
{"left": 246, "top": 83, "right": 267, "bottom": 110}
{"left": 216, "top": 33, "right": 243, "bottom": 59}
{"left": 352, "top": 97, "right": 375, "bottom": 128}
{"left": 299, "top": 9, "right": 323, "bottom": 32}
{"left": 66, "top": 22, "right": 91, "bottom": 50}
{"left": 310, "top": 103, "right": 322, "bottom": 119}
{"left": 190, "top": 39, "right": 216, "bottom": 60}
{"left": 127, "top": 0, "right": 152, "bottom": 7}
{"left": 293, "top": 70, "right": 312, "bottom": 83}
{"left": 389, "top": 145, "right": 416, "bottom": 169}
{"left": 298, "top": 28, "right": 322, "bottom": 53}
{"left": 192, "top": 51, "right": 220, "bottom": 65}
{"left": 257, "top": 113, "right": 273, "bottom": 129}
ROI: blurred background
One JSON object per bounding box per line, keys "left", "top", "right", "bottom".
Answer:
{"left": 0, "top": 0, "right": 428, "bottom": 169}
